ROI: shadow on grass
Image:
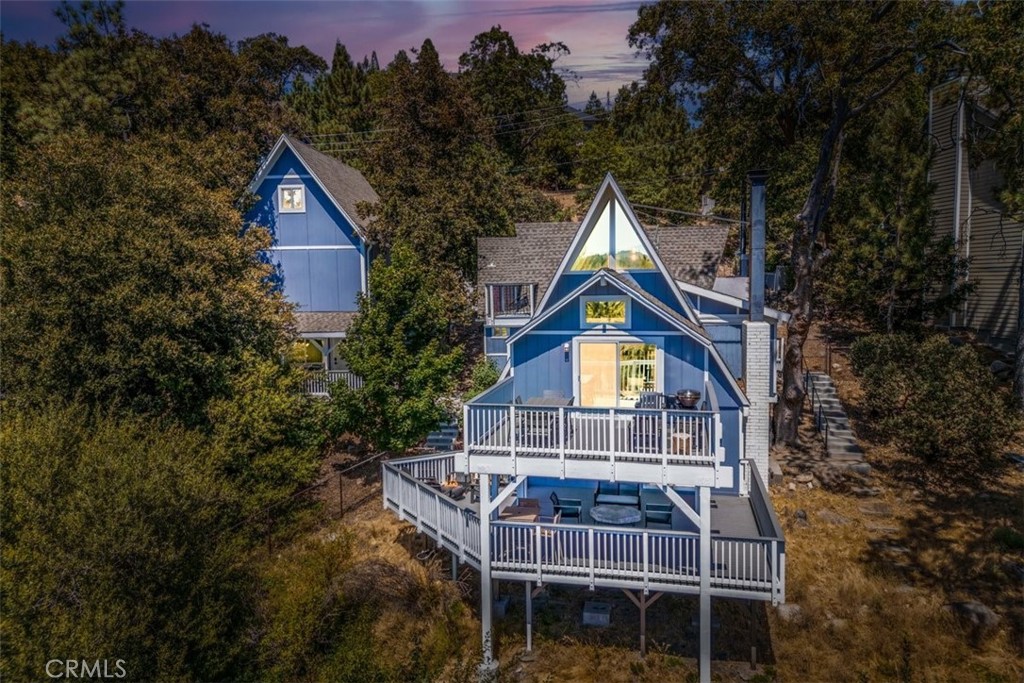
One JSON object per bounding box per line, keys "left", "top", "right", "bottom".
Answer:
{"left": 492, "top": 584, "right": 776, "bottom": 666}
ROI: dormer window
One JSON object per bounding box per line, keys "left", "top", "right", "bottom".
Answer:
{"left": 279, "top": 185, "right": 305, "bottom": 213}
{"left": 488, "top": 284, "right": 533, "bottom": 318}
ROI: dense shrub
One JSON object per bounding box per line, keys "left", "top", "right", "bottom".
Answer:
{"left": 257, "top": 526, "right": 476, "bottom": 682}
{"left": 206, "top": 353, "right": 326, "bottom": 518}
{"left": 0, "top": 404, "right": 252, "bottom": 681}
{"left": 850, "top": 334, "right": 1018, "bottom": 462}
{"left": 464, "top": 355, "right": 501, "bottom": 400}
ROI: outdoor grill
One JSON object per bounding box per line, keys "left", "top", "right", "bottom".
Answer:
{"left": 675, "top": 389, "right": 702, "bottom": 409}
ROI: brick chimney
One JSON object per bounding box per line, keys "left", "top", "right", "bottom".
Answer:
{"left": 743, "top": 170, "right": 771, "bottom": 488}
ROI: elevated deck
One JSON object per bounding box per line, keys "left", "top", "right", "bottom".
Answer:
{"left": 462, "top": 402, "right": 733, "bottom": 488}
{"left": 382, "top": 453, "right": 785, "bottom": 603}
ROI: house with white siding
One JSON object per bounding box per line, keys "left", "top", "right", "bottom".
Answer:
{"left": 929, "top": 79, "right": 1022, "bottom": 351}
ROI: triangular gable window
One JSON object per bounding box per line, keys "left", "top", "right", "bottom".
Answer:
{"left": 570, "top": 197, "right": 654, "bottom": 271}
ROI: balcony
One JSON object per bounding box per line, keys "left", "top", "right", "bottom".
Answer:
{"left": 461, "top": 380, "right": 731, "bottom": 488}
{"left": 381, "top": 453, "right": 785, "bottom": 603}
{"left": 302, "top": 369, "right": 363, "bottom": 396}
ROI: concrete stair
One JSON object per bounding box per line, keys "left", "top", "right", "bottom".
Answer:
{"left": 806, "top": 372, "right": 866, "bottom": 465}
{"left": 423, "top": 420, "right": 459, "bottom": 452}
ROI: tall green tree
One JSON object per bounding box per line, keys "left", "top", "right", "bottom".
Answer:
{"left": 362, "top": 39, "right": 522, "bottom": 279}
{"left": 6, "top": 2, "right": 324, "bottom": 193}
{"left": 287, "top": 40, "right": 377, "bottom": 162}
{"left": 330, "top": 245, "right": 471, "bottom": 451}
{"left": 458, "top": 26, "right": 582, "bottom": 188}
{"left": 822, "top": 78, "right": 971, "bottom": 331}
{"left": 0, "top": 135, "right": 287, "bottom": 426}
{"left": 629, "top": 0, "right": 959, "bottom": 443}
{"left": 574, "top": 81, "right": 700, "bottom": 213}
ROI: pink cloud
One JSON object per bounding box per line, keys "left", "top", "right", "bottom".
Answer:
{"left": 2, "top": 1, "right": 647, "bottom": 104}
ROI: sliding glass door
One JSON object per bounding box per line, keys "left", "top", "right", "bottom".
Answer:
{"left": 578, "top": 341, "right": 658, "bottom": 407}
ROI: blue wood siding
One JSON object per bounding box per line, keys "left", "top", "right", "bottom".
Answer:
{"left": 511, "top": 280, "right": 745, "bottom": 410}
{"left": 246, "top": 147, "right": 365, "bottom": 312}
{"left": 705, "top": 324, "right": 743, "bottom": 378}
{"left": 717, "top": 408, "right": 742, "bottom": 494}
{"left": 543, "top": 271, "right": 685, "bottom": 318}
{"left": 511, "top": 332, "right": 575, "bottom": 400}
{"left": 269, "top": 248, "right": 362, "bottom": 312}
{"left": 630, "top": 272, "right": 687, "bottom": 315}
{"left": 692, "top": 296, "right": 738, "bottom": 316}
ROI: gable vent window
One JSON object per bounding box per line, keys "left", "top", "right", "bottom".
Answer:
{"left": 571, "top": 199, "right": 654, "bottom": 271}
{"left": 279, "top": 185, "right": 305, "bottom": 213}
{"left": 581, "top": 296, "right": 630, "bottom": 326}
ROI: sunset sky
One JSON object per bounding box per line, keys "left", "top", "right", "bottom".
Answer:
{"left": 2, "top": 0, "right": 650, "bottom": 106}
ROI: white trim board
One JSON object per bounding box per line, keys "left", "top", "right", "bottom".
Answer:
{"left": 677, "top": 280, "right": 790, "bottom": 323}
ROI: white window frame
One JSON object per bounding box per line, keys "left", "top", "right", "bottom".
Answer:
{"left": 580, "top": 295, "right": 631, "bottom": 328}
{"left": 279, "top": 184, "right": 306, "bottom": 213}
{"left": 572, "top": 336, "right": 663, "bottom": 408}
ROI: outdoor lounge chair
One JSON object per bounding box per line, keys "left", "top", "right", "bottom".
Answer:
{"left": 645, "top": 503, "right": 673, "bottom": 529}
{"left": 550, "top": 492, "right": 582, "bottom": 523}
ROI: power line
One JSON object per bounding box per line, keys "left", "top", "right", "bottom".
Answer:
{"left": 633, "top": 203, "right": 743, "bottom": 225}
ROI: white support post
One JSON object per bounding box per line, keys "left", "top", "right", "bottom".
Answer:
{"left": 509, "top": 405, "right": 517, "bottom": 475}
{"left": 588, "top": 527, "right": 596, "bottom": 589}
{"left": 558, "top": 407, "right": 565, "bottom": 465}
{"left": 479, "top": 473, "right": 496, "bottom": 674}
{"left": 661, "top": 409, "right": 668, "bottom": 460}
{"left": 525, "top": 581, "right": 533, "bottom": 652}
{"left": 699, "top": 485, "right": 712, "bottom": 683}
{"left": 609, "top": 408, "right": 616, "bottom": 480}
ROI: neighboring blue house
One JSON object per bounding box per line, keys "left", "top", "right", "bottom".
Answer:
{"left": 381, "top": 173, "right": 787, "bottom": 683}
{"left": 246, "top": 134, "right": 378, "bottom": 392}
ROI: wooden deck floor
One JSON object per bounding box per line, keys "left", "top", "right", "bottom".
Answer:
{"left": 441, "top": 482, "right": 761, "bottom": 539}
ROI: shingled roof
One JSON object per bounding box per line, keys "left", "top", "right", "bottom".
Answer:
{"left": 477, "top": 221, "right": 730, "bottom": 306}
{"left": 283, "top": 135, "right": 379, "bottom": 233}
{"left": 293, "top": 311, "right": 357, "bottom": 335}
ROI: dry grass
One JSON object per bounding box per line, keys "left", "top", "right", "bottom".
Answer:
{"left": 765, "top": 325, "right": 1024, "bottom": 682}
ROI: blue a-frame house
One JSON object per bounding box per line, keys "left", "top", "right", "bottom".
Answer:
{"left": 246, "top": 135, "right": 378, "bottom": 391}
{"left": 381, "top": 173, "right": 786, "bottom": 683}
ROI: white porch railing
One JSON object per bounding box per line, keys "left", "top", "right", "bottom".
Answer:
{"left": 303, "top": 370, "right": 363, "bottom": 396}
{"left": 464, "top": 404, "right": 723, "bottom": 467}
{"left": 389, "top": 451, "right": 457, "bottom": 482}
{"left": 381, "top": 454, "right": 784, "bottom": 603}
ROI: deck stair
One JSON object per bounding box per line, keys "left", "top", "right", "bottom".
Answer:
{"left": 424, "top": 420, "right": 459, "bottom": 452}
{"left": 806, "top": 372, "right": 865, "bottom": 464}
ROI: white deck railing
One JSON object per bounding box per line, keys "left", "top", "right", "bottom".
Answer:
{"left": 464, "top": 404, "right": 723, "bottom": 466}
{"left": 303, "top": 370, "right": 363, "bottom": 396}
{"left": 381, "top": 454, "right": 783, "bottom": 603}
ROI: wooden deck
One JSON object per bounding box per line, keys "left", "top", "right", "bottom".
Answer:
{"left": 382, "top": 453, "right": 785, "bottom": 603}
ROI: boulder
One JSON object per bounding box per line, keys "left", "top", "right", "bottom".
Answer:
{"left": 990, "top": 360, "right": 1011, "bottom": 375}
{"left": 948, "top": 601, "right": 1001, "bottom": 643}
{"left": 776, "top": 603, "right": 803, "bottom": 622}
{"left": 847, "top": 462, "right": 873, "bottom": 476}
{"left": 816, "top": 509, "right": 851, "bottom": 526}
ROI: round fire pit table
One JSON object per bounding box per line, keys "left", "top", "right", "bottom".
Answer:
{"left": 589, "top": 504, "right": 642, "bottom": 526}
